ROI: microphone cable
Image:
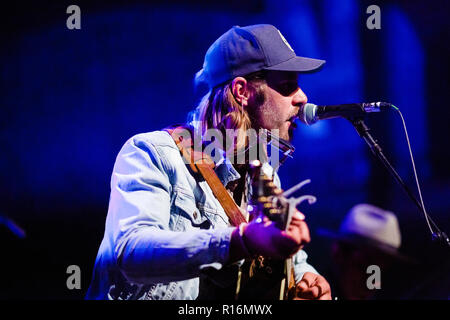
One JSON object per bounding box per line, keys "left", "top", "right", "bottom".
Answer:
{"left": 391, "top": 105, "right": 447, "bottom": 242}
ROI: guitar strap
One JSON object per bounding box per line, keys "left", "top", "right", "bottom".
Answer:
{"left": 165, "top": 126, "right": 247, "bottom": 227}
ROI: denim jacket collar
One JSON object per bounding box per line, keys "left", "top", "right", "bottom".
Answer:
{"left": 213, "top": 150, "right": 276, "bottom": 187}
{"left": 213, "top": 151, "right": 241, "bottom": 187}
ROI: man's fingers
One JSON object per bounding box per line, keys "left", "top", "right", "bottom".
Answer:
{"left": 304, "top": 273, "right": 331, "bottom": 300}
{"left": 303, "top": 273, "right": 314, "bottom": 284}
{"left": 299, "top": 221, "right": 310, "bottom": 243}
{"left": 297, "top": 274, "right": 316, "bottom": 295}
{"left": 296, "top": 272, "right": 333, "bottom": 300}
{"left": 292, "top": 210, "right": 305, "bottom": 221}
{"left": 297, "top": 280, "right": 325, "bottom": 299}
{"left": 298, "top": 280, "right": 309, "bottom": 291}
{"left": 289, "top": 211, "right": 305, "bottom": 226}
{"left": 306, "top": 286, "right": 320, "bottom": 298}
{"left": 315, "top": 277, "right": 331, "bottom": 300}
{"left": 287, "top": 220, "right": 310, "bottom": 244}
{"left": 297, "top": 285, "right": 320, "bottom": 299}
{"left": 318, "top": 291, "right": 332, "bottom": 300}
{"left": 315, "top": 276, "right": 330, "bottom": 292}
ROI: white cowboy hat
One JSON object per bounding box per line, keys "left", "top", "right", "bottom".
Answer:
{"left": 318, "top": 203, "right": 413, "bottom": 262}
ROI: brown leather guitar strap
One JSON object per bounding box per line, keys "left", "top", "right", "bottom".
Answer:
{"left": 165, "top": 126, "right": 247, "bottom": 227}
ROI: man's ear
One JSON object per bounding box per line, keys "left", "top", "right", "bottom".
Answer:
{"left": 231, "top": 77, "right": 250, "bottom": 107}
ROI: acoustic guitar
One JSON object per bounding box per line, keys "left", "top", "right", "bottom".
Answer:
{"left": 235, "top": 160, "right": 316, "bottom": 300}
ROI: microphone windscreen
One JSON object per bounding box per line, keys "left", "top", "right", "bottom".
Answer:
{"left": 300, "top": 103, "right": 318, "bottom": 125}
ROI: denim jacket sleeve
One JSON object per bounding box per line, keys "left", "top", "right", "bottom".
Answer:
{"left": 108, "top": 133, "right": 234, "bottom": 284}
{"left": 292, "top": 250, "right": 320, "bottom": 283}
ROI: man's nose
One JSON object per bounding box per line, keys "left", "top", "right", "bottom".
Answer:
{"left": 293, "top": 87, "right": 308, "bottom": 106}
{"left": 292, "top": 87, "right": 308, "bottom": 106}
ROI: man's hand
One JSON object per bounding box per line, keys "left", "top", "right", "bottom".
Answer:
{"left": 242, "top": 211, "right": 310, "bottom": 260}
{"left": 295, "top": 272, "right": 332, "bottom": 300}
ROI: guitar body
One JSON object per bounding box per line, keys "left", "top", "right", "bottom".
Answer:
{"left": 236, "top": 256, "right": 295, "bottom": 300}
{"left": 235, "top": 160, "right": 301, "bottom": 300}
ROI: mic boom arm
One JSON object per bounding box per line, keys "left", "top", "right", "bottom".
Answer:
{"left": 350, "top": 118, "right": 450, "bottom": 248}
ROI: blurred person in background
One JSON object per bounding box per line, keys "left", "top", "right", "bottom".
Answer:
{"left": 318, "top": 204, "right": 413, "bottom": 300}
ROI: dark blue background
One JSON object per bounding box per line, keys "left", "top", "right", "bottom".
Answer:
{"left": 1, "top": 0, "right": 449, "bottom": 299}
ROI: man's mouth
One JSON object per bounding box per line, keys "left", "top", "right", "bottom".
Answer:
{"left": 288, "top": 115, "right": 299, "bottom": 127}
{"left": 284, "top": 118, "right": 297, "bottom": 133}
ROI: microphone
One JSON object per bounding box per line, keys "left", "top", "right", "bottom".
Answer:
{"left": 299, "top": 102, "right": 393, "bottom": 125}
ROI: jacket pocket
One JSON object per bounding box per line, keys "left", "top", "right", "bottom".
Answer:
{"left": 172, "top": 190, "right": 211, "bottom": 230}
{"left": 196, "top": 203, "right": 230, "bottom": 228}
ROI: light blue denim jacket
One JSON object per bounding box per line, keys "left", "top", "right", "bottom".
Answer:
{"left": 86, "top": 130, "right": 318, "bottom": 300}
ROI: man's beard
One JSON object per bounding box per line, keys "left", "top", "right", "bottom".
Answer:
{"left": 257, "top": 100, "right": 297, "bottom": 141}
{"left": 246, "top": 84, "right": 298, "bottom": 141}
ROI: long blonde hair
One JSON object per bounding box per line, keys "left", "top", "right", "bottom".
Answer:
{"left": 189, "top": 71, "right": 266, "bottom": 152}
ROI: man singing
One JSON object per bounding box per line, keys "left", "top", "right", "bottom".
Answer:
{"left": 86, "top": 24, "right": 331, "bottom": 300}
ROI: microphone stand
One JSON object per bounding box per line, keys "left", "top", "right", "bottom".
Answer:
{"left": 349, "top": 118, "right": 450, "bottom": 249}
